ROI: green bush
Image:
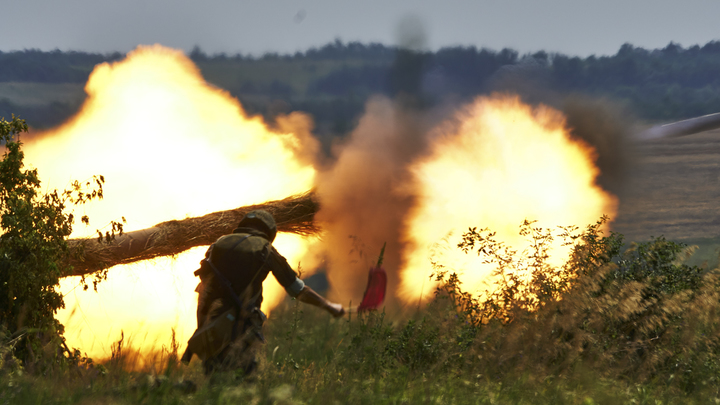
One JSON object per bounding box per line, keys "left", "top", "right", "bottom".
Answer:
{"left": 258, "top": 216, "right": 720, "bottom": 401}
{"left": 0, "top": 115, "right": 106, "bottom": 371}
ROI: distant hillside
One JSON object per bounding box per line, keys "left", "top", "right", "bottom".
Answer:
{"left": 2, "top": 40, "right": 720, "bottom": 134}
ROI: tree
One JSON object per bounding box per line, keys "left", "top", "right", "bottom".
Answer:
{"left": 0, "top": 115, "right": 103, "bottom": 367}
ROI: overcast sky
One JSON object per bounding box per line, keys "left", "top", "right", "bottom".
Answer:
{"left": 2, "top": 0, "right": 720, "bottom": 57}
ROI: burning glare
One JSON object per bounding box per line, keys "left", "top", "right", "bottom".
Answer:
{"left": 25, "top": 45, "right": 316, "bottom": 231}
{"left": 21, "top": 45, "right": 318, "bottom": 363}
{"left": 16, "top": 45, "right": 617, "bottom": 364}
{"left": 400, "top": 95, "right": 618, "bottom": 302}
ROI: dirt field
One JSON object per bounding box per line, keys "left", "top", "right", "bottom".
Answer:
{"left": 613, "top": 128, "right": 720, "bottom": 247}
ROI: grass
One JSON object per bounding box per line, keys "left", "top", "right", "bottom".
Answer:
{"left": 1, "top": 309, "right": 715, "bottom": 404}
{"left": 674, "top": 236, "right": 720, "bottom": 269}
{"left": 4, "top": 218, "right": 720, "bottom": 404}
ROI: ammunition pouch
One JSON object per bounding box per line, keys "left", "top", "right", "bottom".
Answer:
{"left": 185, "top": 307, "right": 239, "bottom": 362}
{"left": 183, "top": 306, "right": 267, "bottom": 363}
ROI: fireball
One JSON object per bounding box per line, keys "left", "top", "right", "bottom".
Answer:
{"left": 400, "top": 95, "right": 617, "bottom": 303}
{"left": 22, "top": 45, "right": 319, "bottom": 363}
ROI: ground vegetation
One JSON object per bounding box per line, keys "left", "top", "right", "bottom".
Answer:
{"left": 2, "top": 211, "right": 720, "bottom": 403}
{"left": 0, "top": 115, "right": 108, "bottom": 373}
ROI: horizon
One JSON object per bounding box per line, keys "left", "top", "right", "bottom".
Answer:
{"left": 1, "top": 37, "right": 716, "bottom": 60}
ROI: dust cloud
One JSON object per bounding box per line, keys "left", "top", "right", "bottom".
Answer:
{"left": 314, "top": 97, "right": 432, "bottom": 309}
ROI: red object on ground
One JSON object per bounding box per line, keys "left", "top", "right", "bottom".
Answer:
{"left": 357, "top": 266, "right": 387, "bottom": 312}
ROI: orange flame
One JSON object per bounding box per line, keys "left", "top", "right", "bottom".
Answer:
{"left": 400, "top": 95, "right": 618, "bottom": 303}
{"left": 21, "top": 45, "right": 318, "bottom": 364}
{"left": 18, "top": 46, "right": 616, "bottom": 363}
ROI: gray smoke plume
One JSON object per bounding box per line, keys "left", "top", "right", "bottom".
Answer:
{"left": 313, "top": 17, "right": 440, "bottom": 309}
{"left": 395, "top": 14, "right": 428, "bottom": 52}
{"left": 561, "top": 95, "right": 635, "bottom": 198}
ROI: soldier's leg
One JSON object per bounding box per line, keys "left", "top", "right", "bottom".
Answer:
{"left": 207, "top": 309, "right": 265, "bottom": 377}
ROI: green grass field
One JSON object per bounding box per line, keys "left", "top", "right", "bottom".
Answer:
{"left": 2, "top": 301, "right": 716, "bottom": 404}
{"left": 4, "top": 221, "right": 720, "bottom": 404}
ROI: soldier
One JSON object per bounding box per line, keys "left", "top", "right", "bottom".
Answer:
{"left": 181, "top": 210, "right": 344, "bottom": 375}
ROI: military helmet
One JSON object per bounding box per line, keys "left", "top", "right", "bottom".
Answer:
{"left": 238, "top": 209, "right": 277, "bottom": 242}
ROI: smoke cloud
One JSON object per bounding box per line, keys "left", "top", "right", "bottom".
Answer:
{"left": 488, "top": 59, "right": 635, "bottom": 198}
{"left": 314, "top": 96, "right": 432, "bottom": 309}
{"left": 561, "top": 96, "right": 634, "bottom": 198}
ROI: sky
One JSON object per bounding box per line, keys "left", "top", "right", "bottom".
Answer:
{"left": 2, "top": 0, "right": 720, "bottom": 57}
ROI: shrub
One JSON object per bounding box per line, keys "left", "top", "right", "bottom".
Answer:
{"left": 0, "top": 115, "right": 106, "bottom": 371}
{"left": 432, "top": 216, "right": 719, "bottom": 392}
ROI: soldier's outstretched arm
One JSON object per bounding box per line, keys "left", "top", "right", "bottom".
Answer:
{"left": 266, "top": 245, "right": 344, "bottom": 317}
{"left": 296, "top": 286, "right": 345, "bottom": 317}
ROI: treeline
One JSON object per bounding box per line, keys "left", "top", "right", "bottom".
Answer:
{"left": 190, "top": 39, "right": 397, "bottom": 63}
{"left": 2, "top": 40, "right": 720, "bottom": 130}
{"left": 0, "top": 49, "right": 122, "bottom": 83}
{"left": 292, "top": 41, "right": 720, "bottom": 120}
{"left": 550, "top": 42, "right": 720, "bottom": 119}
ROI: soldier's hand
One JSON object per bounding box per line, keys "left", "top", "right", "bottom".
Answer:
{"left": 326, "top": 302, "right": 345, "bottom": 318}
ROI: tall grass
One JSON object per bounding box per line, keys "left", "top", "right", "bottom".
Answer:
{"left": 2, "top": 217, "right": 720, "bottom": 404}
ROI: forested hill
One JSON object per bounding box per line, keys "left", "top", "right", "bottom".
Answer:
{"left": 2, "top": 40, "right": 720, "bottom": 133}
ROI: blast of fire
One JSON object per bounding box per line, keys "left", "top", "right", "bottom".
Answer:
{"left": 400, "top": 95, "right": 618, "bottom": 303}
{"left": 21, "top": 45, "right": 321, "bottom": 365}
{"left": 18, "top": 45, "right": 616, "bottom": 365}
{"left": 314, "top": 94, "right": 616, "bottom": 310}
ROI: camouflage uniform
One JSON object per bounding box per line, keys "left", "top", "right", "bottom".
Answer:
{"left": 186, "top": 224, "right": 305, "bottom": 375}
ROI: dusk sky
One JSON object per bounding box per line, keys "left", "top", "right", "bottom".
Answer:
{"left": 2, "top": 0, "right": 720, "bottom": 57}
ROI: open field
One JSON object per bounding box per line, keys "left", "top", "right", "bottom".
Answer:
{"left": 197, "top": 58, "right": 389, "bottom": 96}
{"left": 3, "top": 43, "right": 720, "bottom": 403}
{"left": 613, "top": 128, "right": 720, "bottom": 266}
{"left": 0, "top": 82, "right": 85, "bottom": 106}
{"left": 4, "top": 294, "right": 719, "bottom": 404}
{"left": 615, "top": 128, "right": 720, "bottom": 241}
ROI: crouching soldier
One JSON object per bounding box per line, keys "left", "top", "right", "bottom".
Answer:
{"left": 181, "top": 210, "right": 344, "bottom": 375}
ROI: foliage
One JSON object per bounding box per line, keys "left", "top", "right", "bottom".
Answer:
{"left": 260, "top": 217, "right": 720, "bottom": 401}
{"left": 306, "top": 65, "right": 389, "bottom": 97}
{"left": 7, "top": 40, "right": 720, "bottom": 134}
{"left": 441, "top": 217, "right": 718, "bottom": 392}
{"left": 0, "top": 115, "right": 105, "bottom": 369}
{"left": 0, "top": 49, "right": 121, "bottom": 83}
{"left": 3, "top": 216, "right": 720, "bottom": 403}
{"left": 251, "top": 218, "right": 720, "bottom": 402}
{"left": 549, "top": 42, "right": 720, "bottom": 119}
